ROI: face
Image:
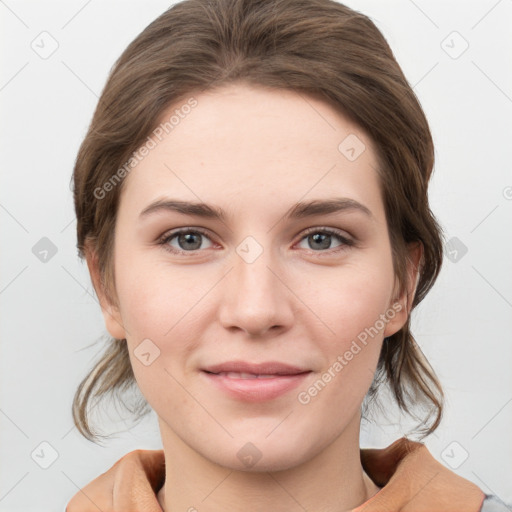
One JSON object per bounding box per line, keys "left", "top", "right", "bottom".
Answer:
{"left": 89, "top": 83, "right": 418, "bottom": 471}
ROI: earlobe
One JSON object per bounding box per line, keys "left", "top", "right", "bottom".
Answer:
{"left": 84, "top": 244, "right": 127, "bottom": 340}
{"left": 383, "top": 241, "right": 423, "bottom": 338}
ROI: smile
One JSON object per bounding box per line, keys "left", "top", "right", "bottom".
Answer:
{"left": 201, "top": 370, "right": 312, "bottom": 402}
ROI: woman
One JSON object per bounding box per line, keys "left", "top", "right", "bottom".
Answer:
{"left": 66, "top": 0, "right": 508, "bottom": 510}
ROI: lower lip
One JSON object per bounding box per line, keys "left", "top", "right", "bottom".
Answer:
{"left": 201, "top": 371, "right": 311, "bottom": 402}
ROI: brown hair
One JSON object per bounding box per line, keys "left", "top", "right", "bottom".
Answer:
{"left": 72, "top": 0, "right": 445, "bottom": 442}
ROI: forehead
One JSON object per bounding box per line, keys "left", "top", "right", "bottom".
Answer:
{"left": 119, "top": 83, "right": 384, "bottom": 220}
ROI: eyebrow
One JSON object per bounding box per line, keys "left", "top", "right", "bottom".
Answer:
{"left": 139, "top": 197, "right": 373, "bottom": 222}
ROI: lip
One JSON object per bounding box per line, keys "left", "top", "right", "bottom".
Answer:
{"left": 200, "top": 360, "right": 312, "bottom": 402}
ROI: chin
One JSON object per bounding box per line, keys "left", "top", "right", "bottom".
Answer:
{"left": 204, "top": 436, "right": 317, "bottom": 473}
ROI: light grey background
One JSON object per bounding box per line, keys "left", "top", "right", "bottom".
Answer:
{"left": 1, "top": 0, "right": 511, "bottom": 510}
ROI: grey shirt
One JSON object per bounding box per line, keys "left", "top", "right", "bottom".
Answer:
{"left": 480, "top": 494, "right": 512, "bottom": 511}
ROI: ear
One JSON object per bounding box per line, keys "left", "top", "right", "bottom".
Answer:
{"left": 85, "top": 243, "right": 127, "bottom": 340}
{"left": 383, "top": 241, "right": 423, "bottom": 338}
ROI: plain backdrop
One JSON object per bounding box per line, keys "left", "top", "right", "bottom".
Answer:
{"left": 1, "top": 0, "right": 511, "bottom": 510}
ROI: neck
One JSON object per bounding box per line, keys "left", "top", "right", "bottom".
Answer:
{"left": 156, "top": 414, "right": 380, "bottom": 512}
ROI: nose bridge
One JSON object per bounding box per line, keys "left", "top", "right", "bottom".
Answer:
{"left": 218, "top": 235, "right": 292, "bottom": 335}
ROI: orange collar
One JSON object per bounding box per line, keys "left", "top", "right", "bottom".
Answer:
{"left": 352, "top": 437, "right": 485, "bottom": 511}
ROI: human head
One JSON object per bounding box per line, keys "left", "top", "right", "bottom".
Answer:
{"left": 72, "top": 0, "right": 444, "bottom": 443}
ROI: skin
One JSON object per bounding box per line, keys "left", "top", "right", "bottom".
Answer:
{"left": 86, "top": 83, "right": 421, "bottom": 512}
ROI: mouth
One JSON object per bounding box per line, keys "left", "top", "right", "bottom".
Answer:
{"left": 201, "top": 360, "right": 310, "bottom": 376}
{"left": 200, "top": 361, "right": 312, "bottom": 402}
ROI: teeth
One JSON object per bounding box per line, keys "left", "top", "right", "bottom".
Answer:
{"left": 218, "top": 372, "right": 281, "bottom": 379}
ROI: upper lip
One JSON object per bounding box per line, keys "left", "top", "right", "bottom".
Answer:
{"left": 202, "top": 360, "right": 311, "bottom": 375}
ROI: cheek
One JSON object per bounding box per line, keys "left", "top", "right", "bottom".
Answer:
{"left": 318, "top": 260, "right": 394, "bottom": 340}
{"left": 300, "top": 271, "right": 392, "bottom": 414}
{"left": 114, "top": 248, "right": 204, "bottom": 335}
{"left": 117, "top": 261, "right": 204, "bottom": 406}
{"left": 306, "top": 257, "right": 394, "bottom": 400}
{"left": 114, "top": 253, "right": 212, "bottom": 387}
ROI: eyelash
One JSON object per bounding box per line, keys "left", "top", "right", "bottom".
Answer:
{"left": 157, "top": 227, "right": 355, "bottom": 257}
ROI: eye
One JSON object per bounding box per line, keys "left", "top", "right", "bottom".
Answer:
{"left": 157, "top": 227, "right": 355, "bottom": 256}
{"left": 296, "top": 227, "right": 354, "bottom": 254}
{"left": 158, "top": 228, "right": 215, "bottom": 255}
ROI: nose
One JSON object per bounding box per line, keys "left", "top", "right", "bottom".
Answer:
{"left": 218, "top": 243, "right": 294, "bottom": 337}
